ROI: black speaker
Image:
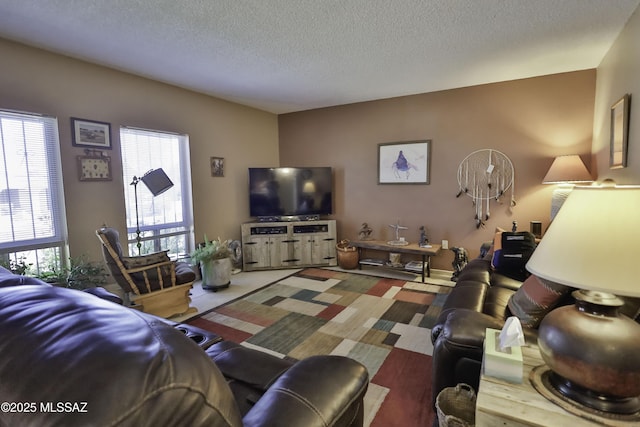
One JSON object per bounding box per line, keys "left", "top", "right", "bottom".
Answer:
{"left": 141, "top": 168, "right": 173, "bottom": 196}
{"left": 530, "top": 221, "right": 542, "bottom": 239}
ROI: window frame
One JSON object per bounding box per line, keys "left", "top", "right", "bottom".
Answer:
{"left": 0, "top": 109, "right": 69, "bottom": 274}
{"left": 120, "top": 126, "right": 194, "bottom": 258}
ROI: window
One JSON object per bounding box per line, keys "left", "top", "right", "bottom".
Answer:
{"left": 0, "top": 110, "right": 68, "bottom": 274}
{"left": 120, "top": 127, "right": 194, "bottom": 258}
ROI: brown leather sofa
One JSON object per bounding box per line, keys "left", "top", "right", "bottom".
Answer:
{"left": 0, "top": 267, "right": 369, "bottom": 426}
{"left": 430, "top": 258, "right": 525, "bottom": 406}
{"left": 429, "top": 256, "right": 640, "bottom": 415}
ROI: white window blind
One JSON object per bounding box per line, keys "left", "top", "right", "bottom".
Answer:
{"left": 0, "top": 110, "right": 67, "bottom": 258}
{"left": 120, "top": 127, "right": 194, "bottom": 257}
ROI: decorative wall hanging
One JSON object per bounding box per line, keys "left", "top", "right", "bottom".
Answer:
{"left": 211, "top": 157, "right": 224, "bottom": 177}
{"left": 77, "top": 149, "right": 112, "bottom": 181}
{"left": 71, "top": 117, "right": 112, "bottom": 149}
{"left": 456, "top": 149, "right": 515, "bottom": 228}
{"left": 378, "top": 140, "right": 431, "bottom": 184}
{"left": 610, "top": 93, "right": 630, "bottom": 169}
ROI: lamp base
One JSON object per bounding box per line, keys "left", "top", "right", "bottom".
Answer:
{"left": 548, "top": 371, "right": 640, "bottom": 415}
{"left": 531, "top": 366, "right": 640, "bottom": 423}
{"left": 537, "top": 290, "right": 640, "bottom": 415}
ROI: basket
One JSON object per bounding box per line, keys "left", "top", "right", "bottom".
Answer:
{"left": 435, "top": 383, "right": 476, "bottom": 427}
{"left": 336, "top": 240, "right": 359, "bottom": 269}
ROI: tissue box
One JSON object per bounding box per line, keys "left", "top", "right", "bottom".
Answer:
{"left": 483, "top": 328, "right": 523, "bottom": 383}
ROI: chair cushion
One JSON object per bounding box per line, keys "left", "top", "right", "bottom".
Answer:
{"left": 121, "top": 251, "right": 170, "bottom": 269}
{"left": 507, "top": 274, "right": 572, "bottom": 328}
{"left": 175, "top": 262, "right": 197, "bottom": 284}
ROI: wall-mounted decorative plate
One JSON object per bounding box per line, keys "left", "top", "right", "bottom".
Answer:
{"left": 78, "top": 154, "right": 112, "bottom": 181}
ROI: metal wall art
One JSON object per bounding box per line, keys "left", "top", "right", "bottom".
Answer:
{"left": 456, "top": 149, "right": 515, "bottom": 228}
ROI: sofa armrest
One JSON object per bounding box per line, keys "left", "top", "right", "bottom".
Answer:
{"left": 243, "top": 355, "right": 369, "bottom": 427}
{"left": 440, "top": 309, "right": 505, "bottom": 353}
{"left": 431, "top": 309, "right": 505, "bottom": 407}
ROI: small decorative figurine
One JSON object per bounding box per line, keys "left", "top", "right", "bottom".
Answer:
{"left": 388, "top": 220, "right": 409, "bottom": 245}
{"left": 418, "top": 226, "right": 428, "bottom": 247}
{"left": 358, "top": 223, "right": 373, "bottom": 240}
{"left": 451, "top": 247, "right": 469, "bottom": 281}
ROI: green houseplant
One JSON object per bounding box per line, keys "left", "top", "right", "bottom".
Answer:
{"left": 0, "top": 257, "right": 31, "bottom": 275}
{"left": 36, "top": 256, "right": 107, "bottom": 289}
{"left": 191, "top": 236, "right": 232, "bottom": 291}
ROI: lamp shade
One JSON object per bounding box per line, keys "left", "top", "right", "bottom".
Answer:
{"left": 527, "top": 184, "right": 640, "bottom": 297}
{"left": 542, "top": 155, "right": 592, "bottom": 184}
{"left": 140, "top": 168, "right": 173, "bottom": 196}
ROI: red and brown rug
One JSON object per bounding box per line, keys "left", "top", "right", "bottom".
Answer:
{"left": 187, "top": 268, "right": 452, "bottom": 427}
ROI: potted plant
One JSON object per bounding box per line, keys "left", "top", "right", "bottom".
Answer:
{"left": 190, "top": 236, "right": 232, "bottom": 291}
{"left": 36, "top": 256, "right": 107, "bottom": 289}
{"left": 0, "top": 256, "right": 31, "bottom": 275}
{"left": 65, "top": 256, "right": 108, "bottom": 290}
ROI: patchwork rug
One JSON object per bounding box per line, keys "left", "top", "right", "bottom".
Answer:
{"left": 187, "top": 268, "right": 453, "bottom": 427}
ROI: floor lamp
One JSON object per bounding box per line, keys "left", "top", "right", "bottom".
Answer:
{"left": 130, "top": 168, "right": 174, "bottom": 254}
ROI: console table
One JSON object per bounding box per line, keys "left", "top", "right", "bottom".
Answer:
{"left": 349, "top": 240, "right": 441, "bottom": 283}
{"left": 476, "top": 344, "right": 633, "bottom": 426}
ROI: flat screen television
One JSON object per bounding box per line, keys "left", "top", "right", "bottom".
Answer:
{"left": 249, "top": 167, "right": 333, "bottom": 219}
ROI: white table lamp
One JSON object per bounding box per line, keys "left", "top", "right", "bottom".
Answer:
{"left": 526, "top": 182, "right": 640, "bottom": 416}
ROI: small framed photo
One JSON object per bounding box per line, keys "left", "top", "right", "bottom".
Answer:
{"left": 610, "top": 94, "right": 630, "bottom": 169}
{"left": 77, "top": 154, "right": 112, "bottom": 181}
{"left": 71, "top": 117, "right": 112, "bottom": 149}
{"left": 211, "top": 157, "right": 224, "bottom": 177}
{"left": 378, "top": 140, "right": 431, "bottom": 184}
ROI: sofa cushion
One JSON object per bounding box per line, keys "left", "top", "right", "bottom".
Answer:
{"left": 507, "top": 274, "right": 572, "bottom": 328}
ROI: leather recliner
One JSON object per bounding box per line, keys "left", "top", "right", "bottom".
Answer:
{"left": 0, "top": 267, "right": 369, "bottom": 427}
{"left": 429, "top": 256, "right": 640, "bottom": 413}
{"left": 429, "top": 258, "right": 524, "bottom": 407}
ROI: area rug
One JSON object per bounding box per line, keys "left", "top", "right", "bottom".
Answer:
{"left": 187, "top": 267, "right": 452, "bottom": 427}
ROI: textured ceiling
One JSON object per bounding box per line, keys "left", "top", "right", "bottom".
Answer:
{"left": 0, "top": 0, "right": 638, "bottom": 114}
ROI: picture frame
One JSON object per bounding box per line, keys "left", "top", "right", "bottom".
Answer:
{"left": 378, "top": 140, "right": 431, "bottom": 184}
{"left": 71, "top": 117, "right": 112, "bottom": 149}
{"left": 211, "top": 157, "right": 224, "bottom": 177}
{"left": 610, "top": 94, "right": 630, "bottom": 169}
{"left": 77, "top": 154, "right": 112, "bottom": 181}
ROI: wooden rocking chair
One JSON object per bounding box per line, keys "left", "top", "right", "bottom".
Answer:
{"left": 96, "top": 226, "right": 197, "bottom": 318}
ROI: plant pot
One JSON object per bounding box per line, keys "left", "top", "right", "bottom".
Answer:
{"left": 200, "top": 257, "right": 231, "bottom": 291}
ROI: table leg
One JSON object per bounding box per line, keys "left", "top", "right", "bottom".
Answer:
{"left": 421, "top": 255, "right": 426, "bottom": 282}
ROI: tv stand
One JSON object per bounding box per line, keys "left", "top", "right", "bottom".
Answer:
{"left": 241, "top": 220, "right": 337, "bottom": 271}
{"left": 256, "top": 214, "right": 322, "bottom": 222}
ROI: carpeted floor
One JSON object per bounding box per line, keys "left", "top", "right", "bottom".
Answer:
{"left": 187, "top": 267, "right": 453, "bottom": 427}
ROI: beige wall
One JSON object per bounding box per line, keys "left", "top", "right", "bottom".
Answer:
{"left": 592, "top": 5, "right": 640, "bottom": 183}
{"left": 7, "top": 16, "right": 639, "bottom": 273}
{"left": 279, "top": 71, "right": 596, "bottom": 269}
{"left": 0, "top": 38, "right": 279, "bottom": 263}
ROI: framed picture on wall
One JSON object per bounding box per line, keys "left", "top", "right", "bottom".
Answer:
{"left": 211, "top": 157, "right": 224, "bottom": 177}
{"left": 71, "top": 117, "right": 112, "bottom": 149}
{"left": 378, "top": 140, "right": 431, "bottom": 184}
{"left": 77, "top": 153, "right": 112, "bottom": 181}
{"left": 610, "top": 94, "right": 630, "bottom": 169}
